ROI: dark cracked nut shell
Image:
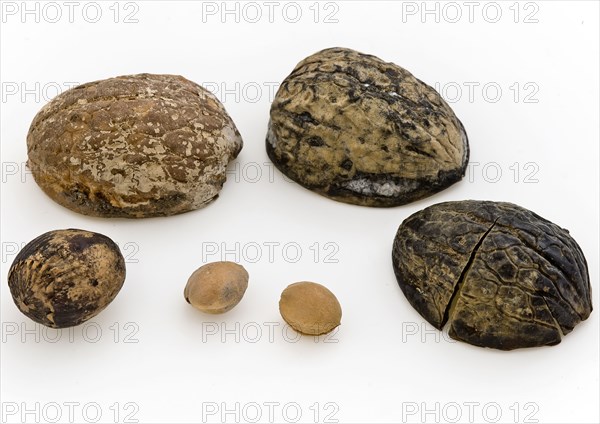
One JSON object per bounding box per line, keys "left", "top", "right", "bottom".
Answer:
{"left": 8, "top": 229, "right": 126, "bottom": 328}
{"left": 392, "top": 200, "right": 592, "bottom": 350}
{"left": 267, "top": 47, "right": 469, "bottom": 207}
{"left": 27, "top": 74, "right": 243, "bottom": 218}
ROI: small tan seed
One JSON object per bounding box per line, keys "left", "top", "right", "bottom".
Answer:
{"left": 279, "top": 282, "right": 342, "bottom": 335}
{"left": 184, "top": 262, "right": 248, "bottom": 314}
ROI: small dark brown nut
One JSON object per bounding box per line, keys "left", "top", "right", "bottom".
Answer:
{"left": 279, "top": 282, "right": 342, "bottom": 335}
{"left": 392, "top": 200, "right": 592, "bottom": 350}
{"left": 27, "top": 73, "right": 243, "bottom": 218}
{"left": 184, "top": 262, "right": 249, "bottom": 314}
{"left": 8, "top": 229, "right": 126, "bottom": 328}
{"left": 267, "top": 47, "right": 468, "bottom": 207}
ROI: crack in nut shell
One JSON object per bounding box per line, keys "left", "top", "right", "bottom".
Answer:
{"left": 392, "top": 200, "right": 592, "bottom": 350}
{"left": 7, "top": 229, "right": 126, "bottom": 328}
{"left": 279, "top": 281, "right": 342, "bottom": 335}
{"left": 27, "top": 74, "right": 243, "bottom": 218}
{"left": 267, "top": 47, "right": 469, "bottom": 207}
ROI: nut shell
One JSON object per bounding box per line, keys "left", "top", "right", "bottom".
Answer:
{"left": 27, "top": 73, "right": 243, "bottom": 218}
{"left": 279, "top": 281, "right": 342, "bottom": 335}
{"left": 392, "top": 200, "right": 592, "bottom": 350}
{"left": 8, "top": 229, "right": 126, "bottom": 328}
{"left": 267, "top": 47, "right": 468, "bottom": 207}
{"left": 184, "top": 262, "right": 249, "bottom": 314}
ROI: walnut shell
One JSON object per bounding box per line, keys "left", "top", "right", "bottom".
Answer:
{"left": 279, "top": 282, "right": 342, "bottom": 335}
{"left": 27, "top": 74, "right": 243, "bottom": 218}
{"left": 184, "top": 262, "right": 249, "bottom": 314}
{"left": 8, "top": 229, "right": 126, "bottom": 328}
{"left": 392, "top": 201, "right": 592, "bottom": 350}
{"left": 267, "top": 47, "right": 468, "bottom": 207}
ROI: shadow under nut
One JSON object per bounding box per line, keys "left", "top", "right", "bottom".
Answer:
{"left": 392, "top": 200, "right": 592, "bottom": 350}
{"left": 27, "top": 73, "right": 243, "bottom": 218}
{"left": 7, "top": 229, "right": 126, "bottom": 328}
{"left": 267, "top": 47, "right": 469, "bottom": 207}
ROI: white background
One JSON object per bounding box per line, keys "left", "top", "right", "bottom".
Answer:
{"left": 1, "top": 1, "right": 599, "bottom": 423}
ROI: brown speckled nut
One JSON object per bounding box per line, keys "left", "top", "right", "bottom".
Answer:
{"left": 27, "top": 74, "right": 243, "bottom": 218}
{"left": 8, "top": 229, "right": 126, "bottom": 328}
{"left": 267, "top": 47, "right": 469, "bottom": 207}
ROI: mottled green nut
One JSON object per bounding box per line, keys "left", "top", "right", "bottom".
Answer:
{"left": 27, "top": 73, "right": 243, "bottom": 218}
{"left": 267, "top": 47, "right": 469, "bottom": 207}
{"left": 392, "top": 200, "right": 592, "bottom": 350}
{"left": 184, "top": 262, "right": 249, "bottom": 314}
{"left": 8, "top": 229, "right": 126, "bottom": 328}
{"left": 279, "top": 282, "right": 342, "bottom": 335}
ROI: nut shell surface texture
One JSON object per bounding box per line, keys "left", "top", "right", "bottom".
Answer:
{"left": 267, "top": 47, "right": 469, "bottom": 207}
{"left": 27, "top": 73, "right": 243, "bottom": 218}
{"left": 392, "top": 200, "right": 592, "bottom": 350}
